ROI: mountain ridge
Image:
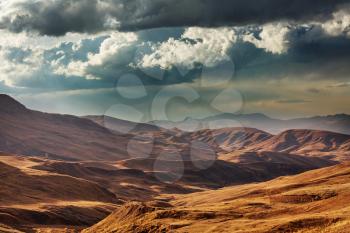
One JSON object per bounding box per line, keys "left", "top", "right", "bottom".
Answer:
{"left": 1, "top": 94, "right": 350, "bottom": 161}
{"left": 1, "top": 94, "right": 350, "bottom": 232}
{"left": 149, "top": 112, "right": 350, "bottom": 135}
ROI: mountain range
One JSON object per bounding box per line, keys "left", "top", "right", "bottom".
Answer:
{"left": 0, "top": 94, "right": 349, "bottom": 232}
{"left": 150, "top": 112, "right": 350, "bottom": 135}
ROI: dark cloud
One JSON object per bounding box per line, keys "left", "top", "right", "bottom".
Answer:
{"left": 231, "top": 28, "right": 350, "bottom": 82}
{"left": 1, "top": 0, "right": 349, "bottom": 36}
{"left": 0, "top": 0, "right": 108, "bottom": 36}
{"left": 116, "top": 0, "right": 349, "bottom": 31}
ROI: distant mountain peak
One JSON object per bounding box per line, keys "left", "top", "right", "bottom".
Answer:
{"left": 240, "top": 113, "right": 272, "bottom": 119}
{"left": 206, "top": 112, "right": 273, "bottom": 121}
{"left": 329, "top": 113, "right": 350, "bottom": 119}
{"left": 0, "top": 94, "right": 27, "bottom": 113}
{"left": 183, "top": 116, "right": 195, "bottom": 121}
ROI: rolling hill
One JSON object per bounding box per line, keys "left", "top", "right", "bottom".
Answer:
{"left": 187, "top": 128, "right": 350, "bottom": 161}
{"left": 248, "top": 129, "right": 350, "bottom": 156}
{"left": 83, "top": 162, "right": 350, "bottom": 233}
{"left": 1, "top": 94, "right": 350, "bottom": 232}
{"left": 0, "top": 152, "right": 119, "bottom": 232}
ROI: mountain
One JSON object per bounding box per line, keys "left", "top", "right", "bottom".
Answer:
{"left": 83, "top": 162, "right": 350, "bottom": 233}
{"left": 0, "top": 95, "right": 131, "bottom": 161}
{"left": 85, "top": 115, "right": 164, "bottom": 135}
{"left": 0, "top": 94, "right": 28, "bottom": 114}
{"left": 288, "top": 114, "right": 350, "bottom": 135}
{"left": 149, "top": 113, "right": 350, "bottom": 135}
{"left": 0, "top": 94, "right": 346, "bottom": 173}
{"left": 234, "top": 129, "right": 350, "bottom": 163}
{"left": 1, "top": 94, "right": 349, "bottom": 232}
{"left": 186, "top": 127, "right": 273, "bottom": 151}
{"left": 185, "top": 128, "right": 350, "bottom": 162}
{"left": 3, "top": 91, "right": 345, "bottom": 162}
{"left": 248, "top": 129, "right": 350, "bottom": 155}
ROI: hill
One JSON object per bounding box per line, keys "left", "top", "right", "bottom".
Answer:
{"left": 1, "top": 94, "right": 350, "bottom": 232}
{"left": 0, "top": 152, "right": 119, "bottom": 232}
{"left": 84, "top": 162, "right": 350, "bottom": 233}
{"left": 242, "top": 130, "right": 350, "bottom": 162}
{"left": 0, "top": 95, "right": 130, "bottom": 161}
{"left": 188, "top": 128, "right": 350, "bottom": 161}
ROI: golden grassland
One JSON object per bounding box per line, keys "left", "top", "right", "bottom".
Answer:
{"left": 84, "top": 163, "right": 350, "bottom": 233}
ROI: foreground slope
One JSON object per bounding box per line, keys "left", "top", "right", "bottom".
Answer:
{"left": 84, "top": 163, "right": 350, "bottom": 233}
{"left": 1, "top": 94, "right": 350, "bottom": 232}
{"left": 0, "top": 153, "right": 120, "bottom": 232}
{"left": 0, "top": 153, "right": 118, "bottom": 205}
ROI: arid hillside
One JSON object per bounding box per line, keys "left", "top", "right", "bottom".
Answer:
{"left": 248, "top": 129, "right": 350, "bottom": 156}
{"left": 0, "top": 95, "right": 341, "bottom": 188}
{"left": 0, "top": 153, "right": 119, "bottom": 232}
{"left": 186, "top": 128, "right": 350, "bottom": 161}
{"left": 0, "top": 94, "right": 131, "bottom": 161}
{"left": 84, "top": 162, "right": 350, "bottom": 233}
{"left": 1, "top": 95, "right": 350, "bottom": 233}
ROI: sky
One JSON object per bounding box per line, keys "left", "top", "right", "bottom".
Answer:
{"left": 0, "top": 0, "right": 350, "bottom": 121}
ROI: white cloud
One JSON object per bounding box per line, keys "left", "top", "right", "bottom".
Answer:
{"left": 54, "top": 28, "right": 237, "bottom": 80}
{"left": 322, "top": 9, "right": 350, "bottom": 37}
{"left": 52, "top": 59, "right": 88, "bottom": 78}
{"left": 0, "top": 30, "right": 97, "bottom": 50}
{"left": 2, "top": 18, "right": 350, "bottom": 91}
{"left": 0, "top": 46, "right": 43, "bottom": 86}
{"left": 53, "top": 32, "right": 138, "bottom": 79}
{"left": 138, "top": 27, "right": 236, "bottom": 70}
{"left": 243, "top": 23, "right": 291, "bottom": 54}
{"left": 87, "top": 32, "right": 138, "bottom": 66}
{"left": 328, "top": 82, "right": 350, "bottom": 88}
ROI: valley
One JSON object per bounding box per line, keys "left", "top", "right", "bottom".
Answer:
{"left": 0, "top": 94, "right": 349, "bottom": 233}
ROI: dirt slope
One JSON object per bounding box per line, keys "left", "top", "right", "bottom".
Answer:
{"left": 84, "top": 163, "right": 350, "bottom": 233}
{"left": 0, "top": 153, "right": 119, "bottom": 232}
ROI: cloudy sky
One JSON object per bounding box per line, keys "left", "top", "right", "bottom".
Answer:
{"left": 0, "top": 0, "right": 350, "bottom": 121}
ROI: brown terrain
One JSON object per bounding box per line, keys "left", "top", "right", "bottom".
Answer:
{"left": 0, "top": 94, "right": 129, "bottom": 161}
{"left": 84, "top": 163, "right": 350, "bottom": 233}
{"left": 0, "top": 153, "right": 119, "bottom": 232}
{"left": 0, "top": 94, "right": 350, "bottom": 232}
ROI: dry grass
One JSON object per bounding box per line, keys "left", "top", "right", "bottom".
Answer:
{"left": 83, "top": 163, "right": 350, "bottom": 233}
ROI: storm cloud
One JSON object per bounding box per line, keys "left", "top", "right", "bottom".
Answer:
{"left": 0, "top": 0, "right": 349, "bottom": 36}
